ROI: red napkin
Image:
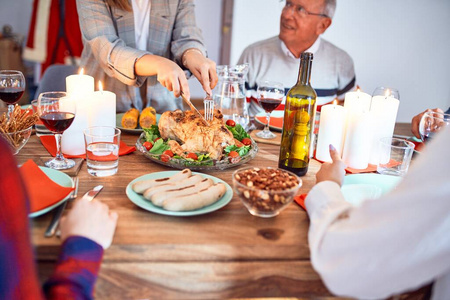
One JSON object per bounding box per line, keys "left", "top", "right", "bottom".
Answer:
{"left": 294, "top": 194, "right": 308, "bottom": 211}
{"left": 19, "top": 160, "right": 74, "bottom": 213}
{"left": 39, "top": 136, "right": 136, "bottom": 158}
{"left": 255, "top": 115, "right": 283, "bottom": 129}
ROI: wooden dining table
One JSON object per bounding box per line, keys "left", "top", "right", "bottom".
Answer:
{"left": 15, "top": 122, "right": 430, "bottom": 299}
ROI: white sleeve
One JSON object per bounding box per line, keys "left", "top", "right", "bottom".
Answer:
{"left": 305, "top": 130, "right": 450, "bottom": 299}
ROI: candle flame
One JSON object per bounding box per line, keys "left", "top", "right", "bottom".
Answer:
{"left": 332, "top": 99, "right": 338, "bottom": 105}
{"left": 98, "top": 81, "right": 103, "bottom": 92}
{"left": 79, "top": 68, "right": 84, "bottom": 75}
{"left": 385, "top": 89, "right": 390, "bottom": 97}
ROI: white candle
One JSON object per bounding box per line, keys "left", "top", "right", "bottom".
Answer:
{"left": 62, "top": 68, "right": 95, "bottom": 155}
{"left": 344, "top": 90, "right": 371, "bottom": 113}
{"left": 316, "top": 103, "right": 346, "bottom": 162}
{"left": 368, "top": 90, "right": 400, "bottom": 165}
{"left": 342, "top": 110, "right": 374, "bottom": 169}
{"left": 90, "top": 81, "right": 116, "bottom": 128}
{"left": 65, "top": 68, "right": 94, "bottom": 95}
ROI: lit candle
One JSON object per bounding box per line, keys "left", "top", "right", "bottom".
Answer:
{"left": 368, "top": 89, "right": 400, "bottom": 165}
{"left": 62, "top": 68, "right": 95, "bottom": 155}
{"left": 341, "top": 89, "right": 374, "bottom": 169}
{"left": 90, "top": 81, "right": 116, "bottom": 128}
{"left": 316, "top": 100, "right": 346, "bottom": 162}
{"left": 65, "top": 68, "right": 94, "bottom": 96}
{"left": 343, "top": 89, "right": 371, "bottom": 113}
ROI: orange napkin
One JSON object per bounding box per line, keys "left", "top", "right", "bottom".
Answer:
{"left": 39, "top": 136, "right": 136, "bottom": 158}
{"left": 19, "top": 160, "right": 74, "bottom": 213}
{"left": 294, "top": 194, "right": 308, "bottom": 211}
{"left": 255, "top": 115, "right": 283, "bottom": 129}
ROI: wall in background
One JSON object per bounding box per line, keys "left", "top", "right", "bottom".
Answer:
{"left": 230, "top": 0, "right": 450, "bottom": 122}
{"left": 3, "top": 0, "right": 450, "bottom": 121}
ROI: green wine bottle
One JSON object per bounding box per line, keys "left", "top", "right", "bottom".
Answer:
{"left": 278, "top": 52, "right": 317, "bottom": 176}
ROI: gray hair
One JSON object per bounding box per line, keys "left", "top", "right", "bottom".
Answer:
{"left": 323, "top": 0, "right": 336, "bottom": 19}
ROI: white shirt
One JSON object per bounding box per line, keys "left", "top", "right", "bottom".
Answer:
{"left": 131, "top": 0, "right": 151, "bottom": 51}
{"left": 280, "top": 37, "right": 321, "bottom": 59}
{"left": 305, "top": 129, "right": 450, "bottom": 299}
{"left": 131, "top": 0, "right": 151, "bottom": 105}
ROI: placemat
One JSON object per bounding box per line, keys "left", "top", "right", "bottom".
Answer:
{"left": 250, "top": 130, "right": 281, "bottom": 145}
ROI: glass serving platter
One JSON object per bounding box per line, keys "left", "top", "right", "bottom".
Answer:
{"left": 135, "top": 132, "right": 259, "bottom": 171}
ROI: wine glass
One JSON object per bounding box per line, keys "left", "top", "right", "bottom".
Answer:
{"left": 419, "top": 111, "right": 450, "bottom": 143}
{"left": 256, "top": 81, "right": 284, "bottom": 139}
{"left": 372, "top": 86, "right": 400, "bottom": 100}
{"left": 37, "top": 92, "right": 76, "bottom": 169}
{"left": 0, "top": 70, "right": 26, "bottom": 117}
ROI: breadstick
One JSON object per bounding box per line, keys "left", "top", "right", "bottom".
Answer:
{"left": 163, "top": 183, "right": 226, "bottom": 211}
{"left": 143, "top": 175, "right": 203, "bottom": 201}
{"left": 151, "top": 178, "right": 213, "bottom": 206}
{"left": 132, "top": 169, "right": 191, "bottom": 194}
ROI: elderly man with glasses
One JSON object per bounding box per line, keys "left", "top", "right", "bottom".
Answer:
{"left": 238, "top": 0, "right": 356, "bottom": 116}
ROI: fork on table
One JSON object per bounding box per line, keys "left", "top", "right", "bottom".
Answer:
{"left": 204, "top": 93, "right": 214, "bottom": 121}
{"left": 44, "top": 177, "right": 79, "bottom": 238}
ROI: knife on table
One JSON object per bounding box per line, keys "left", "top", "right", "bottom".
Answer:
{"left": 81, "top": 185, "right": 104, "bottom": 202}
{"left": 180, "top": 92, "right": 210, "bottom": 126}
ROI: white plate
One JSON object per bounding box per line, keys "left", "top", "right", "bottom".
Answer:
{"left": 342, "top": 174, "right": 402, "bottom": 206}
{"left": 126, "top": 171, "right": 233, "bottom": 216}
{"left": 29, "top": 167, "right": 73, "bottom": 218}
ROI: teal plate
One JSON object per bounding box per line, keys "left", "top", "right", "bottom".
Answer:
{"left": 116, "top": 113, "right": 161, "bottom": 134}
{"left": 342, "top": 174, "right": 402, "bottom": 206}
{"left": 126, "top": 171, "right": 233, "bottom": 216}
{"left": 29, "top": 167, "right": 73, "bottom": 218}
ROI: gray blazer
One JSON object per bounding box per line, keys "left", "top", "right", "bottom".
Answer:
{"left": 76, "top": 0, "right": 207, "bottom": 112}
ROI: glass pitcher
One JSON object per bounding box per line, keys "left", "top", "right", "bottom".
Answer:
{"left": 213, "top": 64, "right": 249, "bottom": 128}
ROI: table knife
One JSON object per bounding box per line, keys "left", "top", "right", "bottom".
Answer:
{"left": 81, "top": 185, "right": 104, "bottom": 202}
{"left": 180, "top": 92, "right": 210, "bottom": 126}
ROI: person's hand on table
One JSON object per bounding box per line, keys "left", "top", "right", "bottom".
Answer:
{"left": 316, "top": 145, "right": 346, "bottom": 187}
{"left": 182, "top": 48, "right": 218, "bottom": 96}
{"left": 411, "top": 108, "right": 443, "bottom": 139}
{"left": 59, "top": 196, "right": 118, "bottom": 249}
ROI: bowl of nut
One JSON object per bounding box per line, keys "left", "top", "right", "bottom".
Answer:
{"left": 232, "top": 167, "right": 302, "bottom": 218}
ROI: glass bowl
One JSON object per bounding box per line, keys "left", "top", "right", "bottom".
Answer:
{"left": 232, "top": 167, "right": 302, "bottom": 218}
{"left": 0, "top": 126, "right": 32, "bottom": 155}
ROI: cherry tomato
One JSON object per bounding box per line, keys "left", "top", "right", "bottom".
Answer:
{"left": 143, "top": 141, "right": 153, "bottom": 151}
{"left": 160, "top": 153, "right": 171, "bottom": 162}
{"left": 226, "top": 119, "right": 236, "bottom": 127}
{"left": 186, "top": 152, "right": 198, "bottom": 160}
{"left": 228, "top": 151, "right": 239, "bottom": 158}
{"left": 163, "top": 150, "right": 174, "bottom": 157}
{"left": 154, "top": 137, "right": 161, "bottom": 143}
{"left": 241, "top": 138, "right": 252, "bottom": 146}
{"left": 228, "top": 151, "right": 240, "bottom": 163}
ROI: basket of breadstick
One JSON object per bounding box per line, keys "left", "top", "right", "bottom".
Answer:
{"left": 0, "top": 105, "right": 39, "bottom": 154}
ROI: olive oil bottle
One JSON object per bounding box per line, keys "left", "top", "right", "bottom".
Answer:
{"left": 278, "top": 52, "right": 317, "bottom": 176}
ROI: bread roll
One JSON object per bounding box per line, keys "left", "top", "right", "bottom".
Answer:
{"left": 132, "top": 169, "right": 191, "bottom": 194}
{"left": 162, "top": 183, "right": 226, "bottom": 211}
{"left": 121, "top": 108, "right": 139, "bottom": 129}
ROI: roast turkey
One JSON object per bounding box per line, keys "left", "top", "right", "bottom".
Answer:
{"left": 158, "top": 109, "right": 235, "bottom": 160}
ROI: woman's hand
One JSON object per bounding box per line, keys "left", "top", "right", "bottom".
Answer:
{"left": 59, "top": 196, "right": 118, "bottom": 249}
{"left": 182, "top": 49, "right": 218, "bottom": 96}
{"left": 136, "top": 55, "right": 190, "bottom": 99}
{"left": 316, "top": 145, "right": 346, "bottom": 186}
{"left": 411, "top": 108, "right": 444, "bottom": 139}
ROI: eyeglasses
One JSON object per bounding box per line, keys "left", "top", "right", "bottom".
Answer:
{"left": 283, "top": 1, "right": 329, "bottom": 18}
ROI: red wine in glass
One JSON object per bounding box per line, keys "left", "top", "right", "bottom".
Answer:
{"left": 259, "top": 98, "right": 282, "bottom": 113}
{"left": 0, "top": 87, "right": 25, "bottom": 104}
{"left": 40, "top": 112, "right": 75, "bottom": 133}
